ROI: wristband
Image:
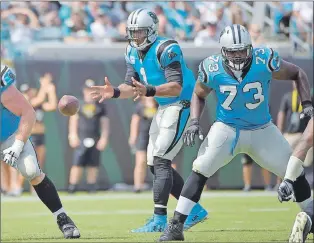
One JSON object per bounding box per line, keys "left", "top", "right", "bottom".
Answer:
{"left": 190, "top": 118, "right": 200, "bottom": 126}
{"left": 284, "top": 156, "right": 304, "bottom": 181}
{"left": 112, "top": 87, "right": 121, "bottom": 98}
{"left": 301, "top": 100, "right": 312, "bottom": 108}
{"left": 145, "top": 85, "right": 156, "bottom": 97}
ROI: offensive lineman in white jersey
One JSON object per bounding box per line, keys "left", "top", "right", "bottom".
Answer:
{"left": 0, "top": 65, "right": 80, "bottom": 239}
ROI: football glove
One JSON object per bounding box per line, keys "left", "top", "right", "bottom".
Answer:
{"left": 277, "top": 178, "right": 296, "bottom": 203}
{"left": 183, "top": 118, "right": 204, "bottom": 147}
{"left": 300, "top": 102, "right": 313, "bottom": 119}
{"left": 2, "top": 140, "right": 24, "bottom": 168}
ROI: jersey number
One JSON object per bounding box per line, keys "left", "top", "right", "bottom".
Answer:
{"left": 140, "top": 67, "right": 148, "bottom": 84}
{"left": 220, "top": 82, "right": 264, "bottom": 110}
{"left": 255, "top": 48, "right": 266, "bottom": 65}
{"left": 208, "top": 56, "right": 219, "bottom": 72}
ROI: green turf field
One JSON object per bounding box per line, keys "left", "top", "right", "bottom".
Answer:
{"left": 1, "top": 191, "right": 313, "bottom": 242}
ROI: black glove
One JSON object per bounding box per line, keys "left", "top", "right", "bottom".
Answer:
{"left": 300, "top": 101, "right": 313, "bottom": 119}
{"left": 277, "top": 179, "right": 296, "bottom": 203}
{"left": 183, "top": 118, "right": 204, "bottom": 147}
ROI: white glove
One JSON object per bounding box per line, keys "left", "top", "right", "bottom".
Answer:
{"left": 2, "top": 140, "right": 24, "bottom": 168}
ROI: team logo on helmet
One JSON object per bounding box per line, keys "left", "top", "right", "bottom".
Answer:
{"left": 148, "top": 12, "right": 158, "bottom": 24}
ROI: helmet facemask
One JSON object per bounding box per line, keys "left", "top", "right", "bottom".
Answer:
{"left": 221, "top": 45, "right": 253, "bottom": 71}
{"left": 126, "top": 26, "right": 155, "bottom": 50}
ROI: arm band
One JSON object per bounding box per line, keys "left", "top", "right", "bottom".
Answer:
{"left": 145, "top": 85, "right": 156, "bottom": 97}
{"left": 112, "top": 87, "right": 121, "bottom": 98}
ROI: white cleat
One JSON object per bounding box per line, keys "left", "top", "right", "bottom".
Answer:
{"left": 289, "top": 212, "right": 312, "bottom": 243}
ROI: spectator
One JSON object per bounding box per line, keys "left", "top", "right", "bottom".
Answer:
{"left": 163, "top": 1, "right": 189, "bottom": 40}
{"left": 90, "top": 9, "right": 118, "bottom": 41}
{"left": 194, "top": 17, "right": 219, "bottom": 46}
{"left": 1, "top": 6, "right": 40, "bottom": 44}
{"left": 18, "top": 73, "right": 57, "bottom": 194}
{"left": 1, "top": 162, "right": 20, "bottom": 196}
{"left": 229, "top": 2, "right": 248, "bottom": 27}
{"left": 62, "top": 11, "right": 91, "bottom": 43}
{"left": 271, "top": 2, "right": 293, "bottom": 36}
{"left": 184, "top": 4, "right": 202, "bottom": 39}
{"left": 248, "top": 24, "right": 265, "bottom": 46}
{"left": 242, "top": 154, "right": 273, "bottom": 191}
{"left": 68, "top": 79, "right": 110, "bottom": 194}
{"left": 154, "top": 5, "right": 174, "bottom": 38}
{"left": 129, "top": 97, "right": 157, "bottom": 193}
{"left": 31, "top": 2, "right": 61, "bottom": 27}
{"left": 197, "top": 2, "right": 231, "bottom": 35}
{"left": 292, "top": 2, "right": 313, "bottom": 43}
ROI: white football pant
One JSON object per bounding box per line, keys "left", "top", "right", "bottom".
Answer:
{"left": 147, "top": 101, "right": 190, "bottom": 166}
{"left": 1, "top": 133, "right": 42, "bottom": 181}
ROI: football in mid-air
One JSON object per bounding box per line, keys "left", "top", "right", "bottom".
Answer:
{"left": 58, "top": 95, "right": 80, "bottom": 116}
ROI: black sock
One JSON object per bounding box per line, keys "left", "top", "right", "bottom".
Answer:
{"left": 153, "top": 157, "right": 173, "bottom": 215}
{"left": 173, "top": 211, "right": 188, "bottom": 224}
{"left": 171, "top": 168, "right": 184, "bottom": 200}
{"left": 148, "top": 165, "right": 184, "bottom": 200}
{"left": 181, "top": 171, "right": 208, "bottom": 203}
{"left": 33, "top": 175, "right": 63, "bottom": 213}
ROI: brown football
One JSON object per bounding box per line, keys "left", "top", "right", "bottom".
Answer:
{"left": 58, "top": 95, "right": 80, "bottom": 116}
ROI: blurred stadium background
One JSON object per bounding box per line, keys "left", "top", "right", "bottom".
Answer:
{"left": 1, "top": 1, "right": 313, "bottom": 192}
{"left": 1, "top": 1, "right": 314, "bottom": 242}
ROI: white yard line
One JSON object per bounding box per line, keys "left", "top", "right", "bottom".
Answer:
{"left": 1, "top": 191, "right": 277, "bottom": 203}
{"left": 2, "top": 207, "right": 290, "bottom": 219}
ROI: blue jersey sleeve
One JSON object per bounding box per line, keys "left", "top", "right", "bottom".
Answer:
{"left": 197, "top": 58, "right": 215, "bottom": 89}
{"left": 1, "top": 65, "right": 16, "bottom": 94}
{"left": 266, "top": 48, "right": 281, "bottom": 72}
{"left": 159, "top": 43, "right": 182, "bottom": 68}
{"left": 124, "top": 44, "right": 133, "bottom": 65}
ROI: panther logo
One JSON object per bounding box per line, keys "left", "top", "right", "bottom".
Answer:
{"left": 148, "top": 12, "right": 158, "bottom": 24}
{"left": 167, "top": 49, "right": 177, "bottom": 60}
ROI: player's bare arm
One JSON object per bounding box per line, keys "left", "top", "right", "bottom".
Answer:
{"left": 132, "top": 77, "right": 182, "bottom": 100}
{"left": 293, "top": 118, "right": 313, "bottom": 161}
{"left": 68, "top": 114, "right": 80, "bottom": 148}
{"left": 191, "top": 81, "right": 212, "bottom": 120}
{"left": 183, "top": 81, "right": 212, "bottom": 147}
{"left": 129, "top": 113, "right": 141, "bottom": 146}
{"left": 97, "top": 116, "right": 110, "bottom": 151}
{"left": 273, "top": 60, "right": 312, "bottom": 104}
{"left": 90, "top": 77, "right": 135, "bottom": 103}
{"left": 1, "top": 85, "right": 36, "bottom": 143}
{"left": 42, "top": 84, "right": 57, "bottom": 111}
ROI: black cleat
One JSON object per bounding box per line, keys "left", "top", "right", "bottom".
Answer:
{"left": 159, "top": 219, "right": 184, "bottom": 242}
{"left": 57, "top": 213, "right": 80, "bottom": 239}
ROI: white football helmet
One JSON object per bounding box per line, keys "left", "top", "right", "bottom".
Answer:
{"left": 126, "top": 8, "right": 159, "bottom": 50}
{"left": 219, "top": 24, "right": 253, "bottom": 71}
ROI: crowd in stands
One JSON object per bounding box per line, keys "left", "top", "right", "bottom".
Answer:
{"left": 0, "top": 1, "right": 313, "bottom": 58}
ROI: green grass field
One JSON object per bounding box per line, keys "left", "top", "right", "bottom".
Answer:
{"left": 1, "top": 191, "right": 313, "bottom": 242}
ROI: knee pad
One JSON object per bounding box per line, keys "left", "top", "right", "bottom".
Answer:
{"left": 153, "top": 156, "right": 172, "bottom": 178}
{"left": 293, "top": 172, "right": 311, "bottom": 202}
{"left": 152, "top": 157, "right": 173, "bottom": 204}
{"left": 18, "top": 154, "right": 41, "bottom": 181}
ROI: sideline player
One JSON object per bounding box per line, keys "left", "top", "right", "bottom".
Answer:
{"left": 0, "top": 64, "right": 80, "bottom": 239}
{"left": 90, "top": 8, "right": 208, "bottom": 232}
{"left": 278, "top": 115, "right": 313, "bottom": 243}
{"left": 159, "top": 24, "right": 313, "bottom": 241}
